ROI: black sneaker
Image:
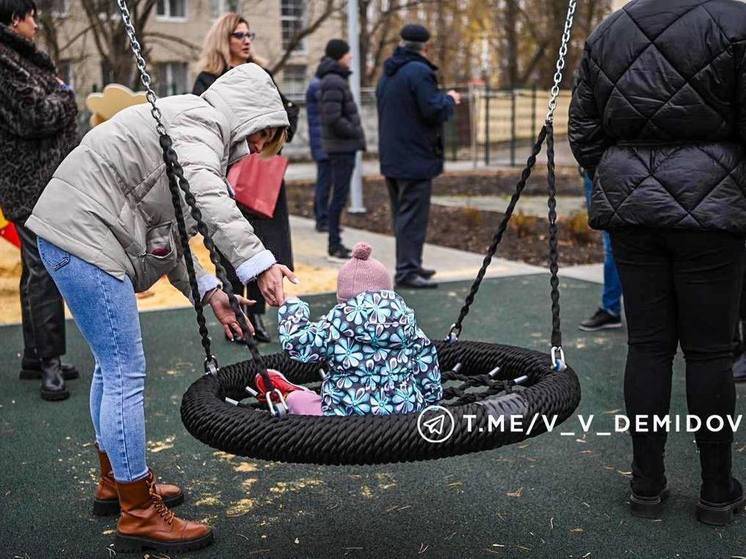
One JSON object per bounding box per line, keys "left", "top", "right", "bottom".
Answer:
{"left": 328, "top": 244, "right": 352, "bottom": 261}
{"left": 579, "top": 308, "right": 622, "bottom": 331}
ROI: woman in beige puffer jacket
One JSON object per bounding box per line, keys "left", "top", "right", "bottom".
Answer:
{"left": 27, "top": 63, "right": 296, "bottom": 553}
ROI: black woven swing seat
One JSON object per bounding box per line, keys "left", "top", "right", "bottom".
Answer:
{"left": 180, "top": 340, "right": 581, "bottom": 466}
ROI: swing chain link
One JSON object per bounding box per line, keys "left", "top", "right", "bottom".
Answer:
{"left": 547, "top": 0, "right": 577, "bottom": 123}
{"left": 116, "top": 0, "right": 167, "bottom": 136}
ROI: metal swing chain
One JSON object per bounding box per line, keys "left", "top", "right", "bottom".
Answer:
{"left": 447, "top": 0, "right": 576, "bottom": 373}
{"left": 545, "top": 0, "right": 576, "bottom": 371}
{"left": 547, "top": 0, "right": 577, "bottom": 124}
{"left": 115, "top": 0, "right": 281, "bottom": 403}
{"left": 115, "top": 0, "right": 216, "bottom": 370}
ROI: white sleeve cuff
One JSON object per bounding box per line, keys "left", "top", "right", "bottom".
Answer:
{"left": 197, "top": 275, "right": 221, "bottom": 302}
{"left": 235, "top": 250, "right": 276, "bottom": 284}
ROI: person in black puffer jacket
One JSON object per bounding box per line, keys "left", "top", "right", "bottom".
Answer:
{"left": 569, "top": 0, "right": 746, "bottom": 526}
{"left": 317, "top": 39, "right": 366, "bottom": 259}
{"left": 0, "top": 0, "right": 79, "bottom": 401}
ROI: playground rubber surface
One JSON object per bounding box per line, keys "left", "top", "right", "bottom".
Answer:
{"left": 1, "top": 275, "right": 745, "bottom": 558}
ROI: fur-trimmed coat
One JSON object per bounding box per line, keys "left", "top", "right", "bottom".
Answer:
{"left": 0, "top": 23, "right": 78, "bottom": 223}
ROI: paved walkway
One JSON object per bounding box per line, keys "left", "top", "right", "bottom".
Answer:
{"left": 285, "top": 139, "right": 576, "bottom": 182}
{"left": 0, "top": 214, "right": 603, "bottom": 325}
{"left": 290, "top": 215, "right": 604, "bottom": 288}
{"left": 289, "top": 215, "right": 546, "bottom": 285}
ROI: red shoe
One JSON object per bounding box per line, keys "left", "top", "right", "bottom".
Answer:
{"left": 254, "top": 369, "right": 311, "bottom": 403}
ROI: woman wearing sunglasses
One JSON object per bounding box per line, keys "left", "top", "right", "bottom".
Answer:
{"left": 193, "top": 12, "right": 299, "bottom": 345}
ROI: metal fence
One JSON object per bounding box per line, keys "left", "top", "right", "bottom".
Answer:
{"left": 282, "top": 84, "right": 572, "bottom": 166}
{"left": 77, "top": 83, "right": 572, "bottom": 167}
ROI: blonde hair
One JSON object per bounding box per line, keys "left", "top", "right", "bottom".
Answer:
{"left": 198, "top": 13, "right": 268, "bottom": 75}
{"left": 259, "top": 127, "right": 287, "bottom": 158}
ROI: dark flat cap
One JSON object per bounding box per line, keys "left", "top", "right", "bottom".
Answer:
{"left": 400, "top": 23, "right": 430, "bottom": 43}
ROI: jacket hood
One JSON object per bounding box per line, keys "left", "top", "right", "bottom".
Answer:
{"left": 201, "top": 63, "right": 289, "bottom": 151}
{"left": 384, "top": 46, "right": 437, "bottom": 77}
{"left": 317, "top": 57, "right": 351, "bottom": 79}
{"left": 337, "top": 290, "right": 417, "bottom": 349}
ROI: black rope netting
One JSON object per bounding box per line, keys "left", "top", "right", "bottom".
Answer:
{"left": 181, "top": 341, "right": 581, "bottom": 465}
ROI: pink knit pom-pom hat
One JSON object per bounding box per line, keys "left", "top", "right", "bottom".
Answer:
{"left": 336, "top": 242, "right": 393, "bottom": 303}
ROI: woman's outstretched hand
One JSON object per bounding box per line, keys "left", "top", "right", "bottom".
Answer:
{"left": 206, "top": 289, "right": 255, "bottom": 341}
{"left": 257, "top": 264, "right": 299, "bottom": 307}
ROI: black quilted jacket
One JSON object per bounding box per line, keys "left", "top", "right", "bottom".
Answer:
{"left": 0, "top": 24, "right": 78, "bottom": 223}
{"left": 569, "top": 0, "right": 746, "bottom": 235}
{"left": 317, "top": 57, "right": 366, "bottom": 154}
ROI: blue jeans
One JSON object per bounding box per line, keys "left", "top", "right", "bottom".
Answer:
{"left": 38, "top": 237, "right": 148, "bottom": 482}
{"left": 584, "top": 173, "right": 622, "bottom": 316}
{"left": 314, "top": 158, "right": 332, "bottom": 229}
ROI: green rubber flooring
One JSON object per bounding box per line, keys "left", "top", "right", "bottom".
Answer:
{"left": 1, "top": 275, "right": 745, "bottom": 559}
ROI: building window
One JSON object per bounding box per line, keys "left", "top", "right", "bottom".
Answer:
{"left": 281, "top": 0, "right": 306, "bottom": 53}
{"left": 58, "top": 60, "right": 74, "bottom": 90}
{"left": 157, "top": 0, "right": 187, "bottom": 19}
{"left": 281, "top": 64, "right": 306, "bottom": 95}
{"left": 210, "top": 0, "right": 240, "bottom": 18}
{"left": 156, "top": 62, "right": 189, "bottom": 96}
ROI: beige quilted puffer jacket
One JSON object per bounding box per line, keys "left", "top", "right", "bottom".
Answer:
{"left": 27, "top": 63, "right": 289, "bottom": 299}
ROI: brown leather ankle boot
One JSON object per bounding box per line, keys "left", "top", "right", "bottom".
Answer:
{"left": 114, "top": 470, "right": 213, "bottom": 553}
{"left": 93, "top": 445, "right": 184, "bottom": 516}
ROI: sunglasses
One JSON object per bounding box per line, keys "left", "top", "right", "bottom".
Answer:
{"left": 231, "top": 31, "right": 256, "bottom": 41}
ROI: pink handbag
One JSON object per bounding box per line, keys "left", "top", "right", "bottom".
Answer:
{"left": 227, "top": 154, "right": 289, "bottom": 218}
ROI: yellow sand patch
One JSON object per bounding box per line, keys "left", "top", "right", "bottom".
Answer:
{"left": 0, "top": 236, "right": 337, "bottom": 325}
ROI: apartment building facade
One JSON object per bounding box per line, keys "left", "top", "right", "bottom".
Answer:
{"left": 44, "top": 0, "right": 344, "bottom": 104}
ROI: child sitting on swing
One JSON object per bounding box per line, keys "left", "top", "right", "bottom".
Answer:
{"left": 255, "top": 242, "right": 442, "bottom": 415}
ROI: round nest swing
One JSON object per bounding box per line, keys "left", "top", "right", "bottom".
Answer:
{"left": 114, "top": 0, "right": 582, "bottom": 466}
{"left": 182, "top": 340, "right": 580, "bottom": 465}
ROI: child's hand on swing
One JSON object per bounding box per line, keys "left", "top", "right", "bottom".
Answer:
{"left": 206, "top": 289, "right": 256, "bottom": 341}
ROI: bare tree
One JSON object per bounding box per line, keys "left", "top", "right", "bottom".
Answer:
{"left": 36, "top": 0, "right": 95, "bottom": 68}
{"left": 76, "top": 0, "right": 157, "bottom": 89}
{"left": 270, "top": 0, "right": 343, "bottom": 75}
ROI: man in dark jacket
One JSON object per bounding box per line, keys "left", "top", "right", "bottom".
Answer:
{"left": 376, "top": 24, "right": 460, "bottom": 288}
{"left": 569, "top": 0, "right": 746, "bottom": 525}
{"left": 318, "top": 39, "right": 366, "bottom": 260}
{"left": 305, "top": 64, "right": 331, "bottom": 232}
{"left": 0, "top": 2, "right": 79, "bottom": 401}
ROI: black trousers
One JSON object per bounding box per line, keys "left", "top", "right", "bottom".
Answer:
{"left": 611, "top": 228, "right": 745, "bottom": 445}
{"left": 218, "top": 183, "right": 293, "bottom": 316}
{"left": 15, "top": 222, "right": 66, "bottom": 360}
{"left": 386, "top": 177, "right": 432, "bottom": 283}
{"left": 328, "top": 153, "right": 355, "bottom": 249}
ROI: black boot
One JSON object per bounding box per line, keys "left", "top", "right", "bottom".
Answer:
{"left": 250, "top": 314, "right": 271, "bottom": 344}
{"left": 629, "top": 436, "right": 668, "bottom": 519}
{"left": 696, "top": 443, "right": 744, "bottom": 526}
{"left": 40, "top": 357, "right": 70, "bottom": 401}
{"left": 20, "top": 356, "right": 79, "bottom": 381}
